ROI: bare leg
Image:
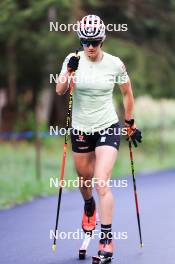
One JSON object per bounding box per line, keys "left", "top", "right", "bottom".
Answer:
{"left": 72, "top": 151, "right": 95, "bottom": 200}
{"left": 94, "top": 146, "right": 118, "bottom": 225}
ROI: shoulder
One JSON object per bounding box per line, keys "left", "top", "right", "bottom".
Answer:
{"left": 103, "top": 52, "right": 127, "bottom": 75}
{"left": 63, "top": 52, "right": 74, "bottom": 63}
{"left": 104, "top": 52, "right": 125, "bottom": 67}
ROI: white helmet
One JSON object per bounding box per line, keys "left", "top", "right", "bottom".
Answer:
{"left": 77, "top": 15, "right": 106, "bottom": 41}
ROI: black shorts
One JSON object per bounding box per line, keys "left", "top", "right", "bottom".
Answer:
{"left": 71, "top": 123, "right": 120, "bottom": 153}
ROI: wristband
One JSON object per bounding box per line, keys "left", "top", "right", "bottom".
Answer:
{"left": 125, "top": 119, "right": 135, "bottom": 126}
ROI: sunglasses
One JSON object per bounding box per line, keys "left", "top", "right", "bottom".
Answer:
{"left": 80, "top": 40, "right": 102, "bottom": 47}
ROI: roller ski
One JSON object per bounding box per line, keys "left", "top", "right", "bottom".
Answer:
{"left": 79, "top": 233, "right": 92, "bottom": 260}
{"left": 92, "top": 240, "right": 113, "bottom": 264}
{"left": 79, "top": 197, "right": 97, "bottom": 260}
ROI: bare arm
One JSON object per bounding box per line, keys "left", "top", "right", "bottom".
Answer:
{"left": 119, "top": 79, "right": 142, "bottom": 147}
{"left": 56, "top": 71, "right": 71, "bottom": 95}
{"left": 119, "top": 79, "right": 134, "bottom": 121}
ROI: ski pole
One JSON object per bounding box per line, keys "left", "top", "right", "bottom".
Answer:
{"left": 52, "top": 50, "right": 79, "bottom": 252}
{"left": 128, "top": 138, "right": 144, "bottom": 248}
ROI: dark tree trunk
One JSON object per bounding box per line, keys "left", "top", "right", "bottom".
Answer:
{"left": 7, "top": 37, "right": 17, "bottom": 106}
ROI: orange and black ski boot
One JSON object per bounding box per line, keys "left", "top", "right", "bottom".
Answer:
{"left": 82, "top": 197, "right": 96, "bottom": 234}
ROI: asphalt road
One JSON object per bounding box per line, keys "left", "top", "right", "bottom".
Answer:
{"left": 0, "top": 169, "right": 175, "bottom": 264}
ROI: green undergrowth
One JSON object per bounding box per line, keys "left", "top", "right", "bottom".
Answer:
{"left": 0, "top": 135, "right": 174, "bottom": 209}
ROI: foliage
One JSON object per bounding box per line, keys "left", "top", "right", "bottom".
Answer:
{"left": 134, "top": 96, "right": 175, "bottom": 128}
{"left": 0, "top": 133, "right": 175, "bottom": 208}
{"left": 0, "top": 0, "right": 174, "bottom": 128}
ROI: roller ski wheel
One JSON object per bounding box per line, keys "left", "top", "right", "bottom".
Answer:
{"left": 92, "top": 255, "right": 112, "bottom": 264}
{"left": 79, "top": 249, "right": 86, "bottom": 260}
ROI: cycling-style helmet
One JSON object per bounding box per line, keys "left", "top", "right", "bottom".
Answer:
{"left": 77, "top": 15, "right": 106, "bottom": 41}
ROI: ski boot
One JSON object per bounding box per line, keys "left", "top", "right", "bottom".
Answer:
{"left": 92, "top": 240, "right": 113, "bottom": 263}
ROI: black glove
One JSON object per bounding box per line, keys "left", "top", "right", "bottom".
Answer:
{"left": 67, "top": 56, "right": 80, "bottom": 72}
{"left": 125, "top": 119, "right": 142, "bottom": 147}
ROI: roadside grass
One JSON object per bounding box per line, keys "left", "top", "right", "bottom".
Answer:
{"left": 0, "top": 135, "right": 175, "bottom": 209}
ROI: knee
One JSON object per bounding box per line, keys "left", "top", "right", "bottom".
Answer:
{"left": 77, "top": 172, "right": 93, "bottom": 183}
{"left": 78, "top": 173, "right": 93, "bottom": 190}
{"left": 95, "top": 170, "right": 111, "bottom": 197}
{"left": 95, "top": 179, "right": 109, "bottom": 197}
{"left": 76, "top": 165, "right": 94, "bottom": 181}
